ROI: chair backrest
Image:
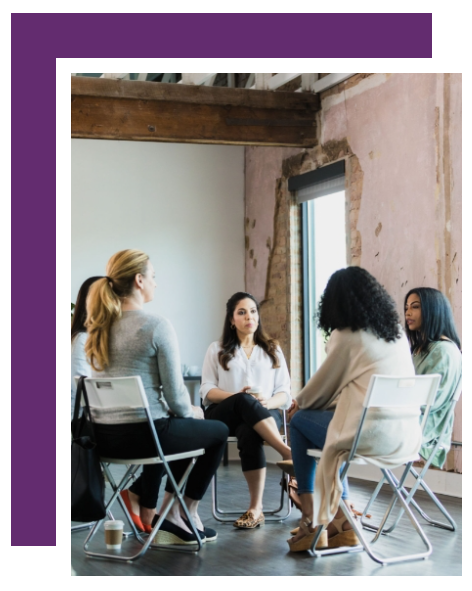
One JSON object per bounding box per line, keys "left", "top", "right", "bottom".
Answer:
{"left": 344, "top": 374, "right": 442, "bottom": 467}
{"left": 74, "top": 375, "right": 149, "bottom": 411}
{"left": 363, "top": 374, "right": 441, "bottom": 432}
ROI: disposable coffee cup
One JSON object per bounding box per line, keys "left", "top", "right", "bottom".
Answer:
{"left": 104, "top": 520, "right": 124, "bottom": 550}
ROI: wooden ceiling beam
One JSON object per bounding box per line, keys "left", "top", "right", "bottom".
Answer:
{"left": 71, "top": 77, "right": 320, "bottom": 147}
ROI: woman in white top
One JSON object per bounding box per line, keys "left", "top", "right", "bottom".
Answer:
{"left": 200, "top": 291, "right": 292, "bottom": 529}
{"left": 71, "top": 276, "right": 103, "bottom": 419}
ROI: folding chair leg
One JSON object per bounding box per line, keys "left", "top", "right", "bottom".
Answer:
{"left": 211, "top": 468, "right": 291, "bottom": 522}
{"left": 362, "top": 466, "right": 457, "bottom": 535}
{"left": 367, "top": 467, "right": 434, "bottom": 541}
{"left": 360, "top": 475, "right": 386, "bottom": 530}
{"left": 72, "top": 508, "right": 131, "bottom": 535}
{"left": 312, "top": 472, "right": 433, "bottom": 566}
{"left": 83, "top": 460, "right": 202, "bottom": 562}
{"left": 72, "top": 522, "right": 95, "bottom": 533}
{"left": 151, "top": 458, "right": 203, "bottom": 552}
{"left": 407, "top": 467, "right": 457, "bottom": 531}
{"left": 361, "top": 463, "right": 417, "bottom": 537}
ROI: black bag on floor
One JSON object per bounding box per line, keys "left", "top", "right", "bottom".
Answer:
{"left": 71, "top": 376, "right": 106, "bottom": 522}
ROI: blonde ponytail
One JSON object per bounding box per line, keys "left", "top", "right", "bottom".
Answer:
{"left": 85, "top": 249, "right": 150, "bottom": 371}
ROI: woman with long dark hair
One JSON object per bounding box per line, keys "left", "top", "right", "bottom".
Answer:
{"left": 85, "top": 249, "right": 229, "bottom": 545}
{"left": 404, "top": 287, "right": 461, "bottom": 467}
{"left": 283, "top": 267, "right": 419, "bottom": 552}
{"left": 71, "top": 276, "right": 103, "bottom": 419}
{"left": 200, "top": 292, "right": 292, "bottom": 529}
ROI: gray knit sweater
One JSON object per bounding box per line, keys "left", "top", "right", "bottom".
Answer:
{"left": 92, "top": 310, "right": 193, "bottom": 423}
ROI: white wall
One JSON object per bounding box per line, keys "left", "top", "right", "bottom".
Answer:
{"left": 72, "top": 140, "right": 245, "bottom": 371}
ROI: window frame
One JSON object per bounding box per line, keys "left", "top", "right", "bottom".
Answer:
{"left": 291, "top": 160, "right": 346, "bottom": 386}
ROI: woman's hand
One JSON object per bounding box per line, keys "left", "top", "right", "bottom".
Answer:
{"left": 287, "top": 399, "right": 299, "bottom": 421}
{"left": 191, "top": 405, "right": 204, "bottom": 420}
{"left": 258, "top": 397, "right": 274, "bottom": 409}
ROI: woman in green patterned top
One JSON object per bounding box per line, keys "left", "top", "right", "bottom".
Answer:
{"left": 404, "top": 287, "right": 461, "bottom": 467}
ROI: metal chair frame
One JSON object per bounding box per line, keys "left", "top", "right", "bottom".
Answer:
{"left": 72, "top": 512, "right": 134, "bottom": 536}
{"left": 71, "top": 463, "right": 124, "bottom": 534}
{"left": 305, "top": 373, "right": 441, "bottom": 566}
{"left": 76, "top": 376, "right": 206, "bottom": 562}
{"left": 361, "top": 376, "right": 462, "bottom": 534}
{"left": 211, "top": 410, "right": 292, "bottom": 522}
{"left": 72, "top": 521, "right": 96, "bottom": 533}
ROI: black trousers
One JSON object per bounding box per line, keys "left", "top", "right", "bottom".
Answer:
{"left": 204, "top": 393, "right": 282, "bottom": 472}
{"left": 93, "top": 417, "right": 229, "bottom": 508}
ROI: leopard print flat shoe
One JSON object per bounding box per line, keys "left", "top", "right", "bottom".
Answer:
{"left": 233, "top": 511, "right": 265, "bottom": 529}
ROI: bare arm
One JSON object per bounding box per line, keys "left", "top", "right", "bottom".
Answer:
{"left": 259, "top": 391, "right": 288, "bottom": 410}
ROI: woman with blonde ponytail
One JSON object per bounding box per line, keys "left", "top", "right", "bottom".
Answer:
{"left": 86, "top": 249, "right": 229, "bottom": 545}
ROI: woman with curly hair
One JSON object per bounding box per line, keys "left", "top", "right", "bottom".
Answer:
{"left": 200, "top": 292, "right": 292, "bottom": 529}
{"left": 282, "top": 267, "right": 419, "bottom": 552}
{"left": 404, "top": 287, "right": 461, "bottom": 467}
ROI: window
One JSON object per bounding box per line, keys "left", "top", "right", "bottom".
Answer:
{"left": 289, "top": 161, "right": 347, "bottom": 383}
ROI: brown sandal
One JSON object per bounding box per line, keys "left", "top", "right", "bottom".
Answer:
{"left": 287, "top": 516, "right": 328, "bottom": 552}
{"left": 327, "top": 515, "right": 360, "bottom": 548}
{"left": 289, "top": 505, "right": 370, "bottom": 535}
{"left": 233, "top": 511, "right": 265, "bottom": 529}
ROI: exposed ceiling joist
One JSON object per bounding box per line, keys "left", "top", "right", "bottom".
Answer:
{"left": 204, "top": 74, "right": 218, "bottom": 86}
{"left": 301, "top": 73, "right": 319, "bottom": 91}
{"left": 74, "top": 73, "right": 357, "bottom": 94}
{"left": 254, "top": 73, "right": 272, "bottom": 90}
{"left": 100, "top": 73, "right": 130, "bottom": 80}
{"left": 181, "top": 73, "right": 217, "bottom": 86}
{"left": 268, "top": 73, "right": 301, "bottom": 90}
{"left": 313, "top": 73, "right": 355, "bottom": 93}
{"left": 245, "top": 73, "right": 255, "bottom": 88}
{"left": 71, "top": 77, "right": 320, "bottom": 147}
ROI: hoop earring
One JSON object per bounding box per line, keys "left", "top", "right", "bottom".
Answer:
{"left": 231, "top": 325, "right": 235, "bottom": 330}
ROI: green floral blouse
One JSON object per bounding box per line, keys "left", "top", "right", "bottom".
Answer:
{"left": 413, "top": 340, "right": 462, "bottom": 468}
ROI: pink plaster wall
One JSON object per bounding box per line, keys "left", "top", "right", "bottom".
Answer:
{"left": 322, "top": 73, "right": 462, "bottom": 471}
{"left": 245, "top": 73, "right": 462, "bottom": 470}
{"left": 321, "top": 74, "right": 461, "bottom": 327}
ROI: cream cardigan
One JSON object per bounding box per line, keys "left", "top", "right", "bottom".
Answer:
{"left": 295, "top": 328, "right": 419, "bottom": 526}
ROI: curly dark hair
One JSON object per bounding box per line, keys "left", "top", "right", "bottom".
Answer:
{"left": 404, "top": 287, "right": 461, "bottom": 354}
{"left": 317, "top": 267, "right": 401, "bottom": 342}
{"left": 218, "top": 291, "right": 280, "bottom": 371}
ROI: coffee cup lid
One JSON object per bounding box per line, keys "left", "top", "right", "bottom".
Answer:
{"left": 104, "top": 520, "right": 124, "bottom": 529}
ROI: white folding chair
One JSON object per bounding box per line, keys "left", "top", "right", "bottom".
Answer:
{"left": 211, "top": 411, "right": 292, "bottom": 522}
{"left": 361, "top": 376, "right": 462, "bottom": 534}
{"left": 76, "top": 376, "right": 205, "bottom": 562}
{"left": 306, "top": 373, "right": 441, "bottom": 566}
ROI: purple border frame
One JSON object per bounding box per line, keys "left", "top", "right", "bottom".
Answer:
{"left": 10, "top": 13, "right": 431, "bottom": 547}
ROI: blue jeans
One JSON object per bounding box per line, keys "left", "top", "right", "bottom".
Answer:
{"left": 290, "top": 409, "right": 349, "bottom": 498}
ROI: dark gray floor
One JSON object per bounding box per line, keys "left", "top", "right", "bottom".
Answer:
{"left": 72, "top": 462, "right": 462, "bottom": 576}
